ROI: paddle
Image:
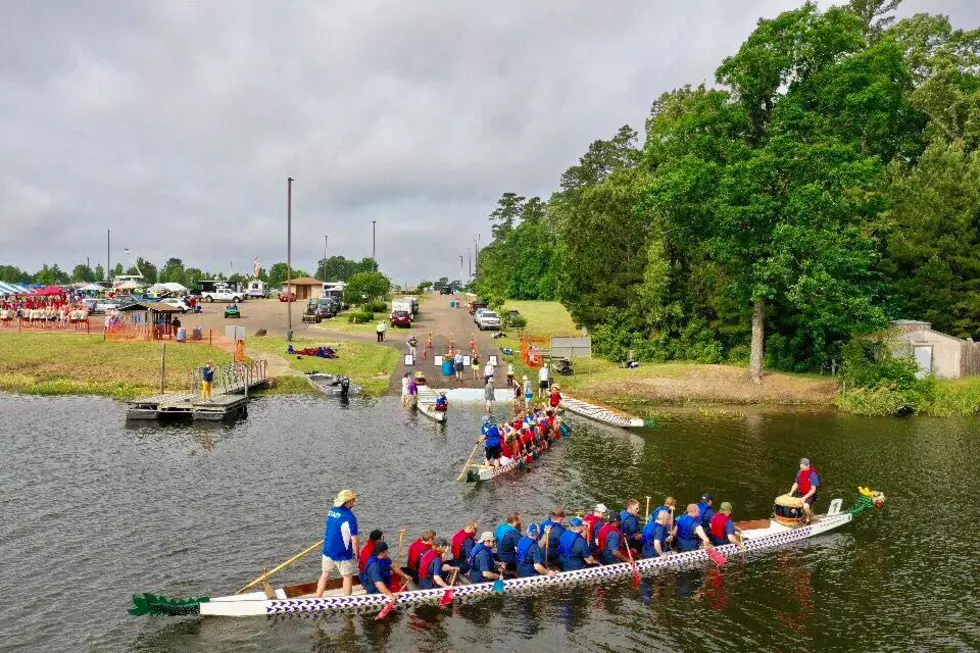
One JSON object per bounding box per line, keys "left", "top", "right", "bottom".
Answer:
{"left": 376, "top": 579, "right": 411, "bottom": 621}
{"left": 440, "top": 569, "right": 459, "bottom": 606}
{"left": 236, "top": 539, "right": 323, "bottom": 594}
{"left": 493, "top": 576, "right": 506, "bottom": 593}
{"left": 457, "top": 440, "right": 483, "bottom": 481}
{"left": 625, "top": 542, "right": 642, "bottom": 589}
{"left": 543, "top": 525, "right": 551, "bottom": 566}
{"left": 644, "top": 496, "right": 651, "bottom": 526}
{"left": 707, "top": 546, "right": 727, "bottom": 567}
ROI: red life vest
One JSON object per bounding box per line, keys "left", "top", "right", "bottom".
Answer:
{"left": 597, "top": 523, "right": 622, "bottom": 553}
{"left": 583, "top": 514, "right": 604, "bottom": 543}
{"left": 709, "top": 513, "right": 732, "bottom": 543}
{"left": 549, "top": 392, "right": 561, "bottom": 407}
{"left": 418, "top": 549, "right": 442, "bottom": 580}
{"left": 359, "top": 539, "right": 376, "bottom": 575}
{"left": 451, "top": 529, "right": 473, "bottom": 559}
{"left": 798, "top": 468, "right": 816, "bottom": 495}
{"left": 407, "top": 539, "right": 431, "bottom": 570}
{"left": 501, "top": 439, "right": 514, "bottom": 458}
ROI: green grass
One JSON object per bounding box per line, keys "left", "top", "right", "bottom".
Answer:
{"left": 253, "top": 375, "right": 320, "bottom": 396}
{"left": 246, "top": 336, "right": 398, "bottom": 396}
{"left": 501, "top": 300, "right": 579, "bottom": 337}
{"left": 0, "top": 333, "right": 234, "bottom": 399}
{"left": 923, "top": 378, "right": 980, "bottom": 416}
{"left": 316, "top": 314, "right": 378, "bottom": 334}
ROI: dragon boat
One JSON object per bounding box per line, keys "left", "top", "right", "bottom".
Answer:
{"left": 561, "top": 397, "right": 645, "bottom": 429}
{"left": 464, "top": 421, "right": 572, "bottom": 482}
{"left": 130, "top": 488, "right": 884, "bottom": 619}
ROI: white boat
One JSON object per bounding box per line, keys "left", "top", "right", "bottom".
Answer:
{"left": 415, "top": 386, "right": 447, "bottom": 423}
{"left": 130, "top": 489, "right": 884, "bottom": 618}
{"left": 562, "top": 397, "right": 644, "bottom": 428}
{"left": 306, "top": 373, "right": 361, "bottom": 397}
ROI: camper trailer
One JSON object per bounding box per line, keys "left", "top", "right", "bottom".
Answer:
{"left": 247, "top": 280, "right": 267, "bottom": 298}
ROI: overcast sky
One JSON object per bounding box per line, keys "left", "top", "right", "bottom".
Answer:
{"left": 1, "top": 1, "right": 976, "bottom": 284}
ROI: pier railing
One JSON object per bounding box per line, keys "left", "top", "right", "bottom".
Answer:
{"left": 188, "top": 359, "right": 267, "bottom": 396}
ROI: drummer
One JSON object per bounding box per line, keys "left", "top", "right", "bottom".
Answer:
{"left": 789, "top": 457, "right": 821, "bottom": 524}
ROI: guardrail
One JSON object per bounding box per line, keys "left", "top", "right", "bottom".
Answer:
{"left": 187, "top": 359, "right": 267, "bottom": 396}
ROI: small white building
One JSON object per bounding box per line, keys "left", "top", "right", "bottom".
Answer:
{"left": 890, "top": 320, "right": 980, "bottom": 379}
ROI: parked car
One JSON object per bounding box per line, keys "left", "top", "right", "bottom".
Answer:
{"left": 391, "top": 310, "right": 412, "bottom": 328}
{"left": 82, "top": 298, "right": 101, "bottom": 313}
{"left": 476, "top": 311, "right": 501, "bottom": 330}
{"left": 279, "top": 292, "right": 297, "bottom": 302}
{"left": 474, "top": 307, "right": 491, "bottom": 324}
{"left": 158, "top": 298, "right": 191, "bottom": 313}
{"left": 314, "top": 297, "right": 338, "bottom": 320}
{"left": 201, "top": 288, "right": 243, "bottom": 303}
{"left": 468, "top": 300, "right": 488, "bottom": 314}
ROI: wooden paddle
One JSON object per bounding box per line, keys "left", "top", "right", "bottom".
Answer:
{"left": 644, "top": 496, "right": 651, "bottom": 525}
{"left": 440, "top": 568, "right": 459, "bottom": 606}
{"left": 236, "top": 539, "right": 323, "bottom": 594}
{"left": 457, "top": 440, "right": 483, "bottom": 481}
{"left": 543, "top": 525, "right": 552, "bottom": 566}
{"left": 396, "top": 528, "right": 407, "bottom": 567}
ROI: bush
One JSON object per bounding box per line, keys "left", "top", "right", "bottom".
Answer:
{"left": 835, "top": 338, "right": 935, "bottom": 416}
{"left": 347, "top": 311, "right": 374, "bottom": 324}
{"left": 365, "top": 301, "right": 387, "bottom": 313}
{"left": 507, "top": 315, "right": 528, "bottom": 328}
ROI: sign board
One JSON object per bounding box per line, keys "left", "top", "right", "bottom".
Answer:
{"left": 488, "top": 355, "right": 498, "bottom": 366}
{"left": 463, "top": 355, "right": 471, "bottom": 367}
{"left": 434, "top": 355, "right": 443, "bottom": 366}
{"left": 404, "top": 354, "right": 415, "bottom": 366}
{"left": 225, "top": 325, "right": 246, "bottom": 342}
{"left": 551, "top": 336, "right": 592, "bottom": 359}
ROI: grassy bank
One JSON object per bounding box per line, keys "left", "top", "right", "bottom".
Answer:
{"left": 0, "top": 333, "right": 234, "bottom": 400}
{"left": 246, "top": 336, "right": 398, "bottom": 396}
{"left": 836, "top": 377, "right": 980, "bottom": 417}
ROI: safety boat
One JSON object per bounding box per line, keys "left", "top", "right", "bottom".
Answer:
{"left": 129, "top": 488, "right": 884, "bottom": 618}
{"left": 561, "top": 397, "right": 644, "bottom": 429}
{"left": 306, "top": 373, "right": 361, "bottom": 397}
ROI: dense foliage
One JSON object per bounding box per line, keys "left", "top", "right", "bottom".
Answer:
{"left": 475, "top": 0, "right": 980, "bottom": 376}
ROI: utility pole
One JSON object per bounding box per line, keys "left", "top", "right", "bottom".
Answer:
{"left": 287, "top": 177, "right": 294, "bottom": 342}
{"left": 372, "top": 220, "right": 376, "bottom": 259}
{"left": 107, "top": 229, "right": 111, "bottom": 282}
{"left": 468, "top": 252, "right": 472, "bottom": 280}
{"left": 459, "top": 255, "right": 463, "bottom": 283}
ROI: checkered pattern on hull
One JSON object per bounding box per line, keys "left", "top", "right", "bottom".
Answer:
{"left": 263, "top": 514, "right": 852, "bottom": 616}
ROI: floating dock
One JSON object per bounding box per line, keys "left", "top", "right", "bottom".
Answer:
{"left": 126, "top": 360, "right": 268, "bottom": 421}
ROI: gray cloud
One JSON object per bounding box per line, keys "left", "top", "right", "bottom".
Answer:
{"left": 1, "top": 0, "right": 977, "bottom": 282}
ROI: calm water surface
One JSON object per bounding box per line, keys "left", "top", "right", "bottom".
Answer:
{"left": 1, "top": 394, "right": 978, "bottom": 652}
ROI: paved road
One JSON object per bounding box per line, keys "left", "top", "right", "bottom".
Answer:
{"left": 386, "top": 293, "right": 510, "bottom": 394}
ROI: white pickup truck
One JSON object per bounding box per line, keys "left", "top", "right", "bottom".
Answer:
{"left": 200, "top": 288, "right": 244, "bottom": 303}
{"left": 476, "top": 310, "right": 501, "bottom": 330}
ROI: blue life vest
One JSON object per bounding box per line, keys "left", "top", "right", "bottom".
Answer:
{"left": 559, "top": 422, "right": 572, "bottom": 437}
{"left": 485, "top": 425, "right": 501, "bottom": 447}
{"left": 364, "top": 556, "right": 392, "bottom": 593}
{"left": 641, "top": 518, "right": 659, "bottom": 545}
{"left": 697, "top": 502, "right": 715, "bottom": 529}
{"left": 675, "top": 514, "right": 700, "bottom": 551}
{"left": 495, "top": 522, "right": 519, "bottom": 546}
{"left": 517, "top": 536, "right": 536, "bottom": 565}
{"left": 558, "top": 529, "right": 581, "bottom": 557}
{"left": 468, "top": 542, "right": 486, "bottom": 567}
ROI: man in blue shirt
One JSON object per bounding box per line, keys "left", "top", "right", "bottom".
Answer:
{"left": 697, "top": 494, "right": 715, "bottom": 531}
{"left": 315, "top": 489, "right": 360, "bottom": 597}
{"left": 620, "top": 498, "right": 643, "bottom": 554}
{"left": 418, "top": 538, "right": 454, "bottom": 589}
{"left": 642, "top": 509, "right": 672, "bottom": 558}
{"left": 495, "top": 512, "right": 522, "bottom": 573}
{"left": 516, "top": 523, "right": 556, "bottom": 577}
{"left": 482, "top": 421, "right": 502, "bottom": 467}
{"left": 469, "top": 532, "right": 503, "bottom": 583}
{"left": 540, "top": 508, "right": 566, "bottom": 565}
{"left": 362, "top": 541, "right": 398, "bottom": 602}
{"left": 558, "top": 518, "right": 598, "bottom": 571}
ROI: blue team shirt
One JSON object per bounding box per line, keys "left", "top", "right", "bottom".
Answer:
{"left": 516, "top": 538, "right": 545, "bottom": 577}
{"left": 363, "top": 556, "right": 391, "bottom": 593}
{"left": 642, "top": 523, "right": 669, "bottom": 558}
{"left": 541, "top": 519, "right": 565, "bottom": 561}
{"left": 600, "top": 530, "right": 624, "bottom": 565}
{"left": 496, "top": 524, "right": 521, "bottom": 563}
{"left": 202, "top": 366, "right": 214, "bottom": 382}
{"left": 697, "top": 502, "right": 715, "bottom": 529}
{"left": 419, "top": 554, "right": 444, "bottom": 589}
{"left": 621, "top": 511, "right": 641, "bottom": 542}
{"left": 323, "top": 506, "right": 358, "bottom": 560}
{"left": 469, "top": 543, "right": 496, "bottom": 583}
{"left": 484, "top": 424, "right": 502, "bottom": 447}
{"left": 558, "top": 531, "right": 590, "bottom": 571}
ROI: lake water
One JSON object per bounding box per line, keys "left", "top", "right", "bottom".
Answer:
{"left": 1, "top": 394, "right": 978, "bottom": 652}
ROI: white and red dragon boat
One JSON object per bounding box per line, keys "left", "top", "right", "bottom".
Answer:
{"left": 130, "top": 488, "right": 884, "bottom": 618}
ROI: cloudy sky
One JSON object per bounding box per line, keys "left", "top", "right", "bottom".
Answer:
{"left": 1, "top": 1, "right": 976, "bottom": 284}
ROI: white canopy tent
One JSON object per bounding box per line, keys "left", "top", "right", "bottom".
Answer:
{"left": 149, "top": 282, "right": 188, "bottom": 294}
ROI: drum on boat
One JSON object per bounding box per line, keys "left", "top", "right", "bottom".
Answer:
{"left": 772, "top": 494, "right": 805, "bottom": 527}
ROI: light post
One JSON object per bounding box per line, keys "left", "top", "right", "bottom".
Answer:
{"left": 286, "top": 177, "right": 294, "bottom": 342}
{"left": 372, "top": 220, "right": 376, "bottom": 260}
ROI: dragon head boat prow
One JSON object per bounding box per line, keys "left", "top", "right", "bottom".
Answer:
{"left": 858, "top": 486, "right": 886, "bottom": 508}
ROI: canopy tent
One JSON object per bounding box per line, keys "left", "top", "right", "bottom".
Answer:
{"left": 115, "top": 280, "right": 143, "bottom": 290}
{"left": 78, "top": 283, "right": 104, "bottom": 292}
{"left": 31, "top": 286, "right": 66, "bottom": 296}
{"left": 148, "top": 282, "right": 188, "bottom": 294}
{"left": 0, "top": 282, "right": 30, "bottom": 294}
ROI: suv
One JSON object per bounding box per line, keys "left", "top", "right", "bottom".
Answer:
{"left": 315, "top": 298, "right": 338, "bottom": 320}
{"left": 476, "top": 311, "right": 501, "bottom": 330}
{"left": 391, "top": 310, "right": 412, "bottom": 328}
{"left": 201, "top": 288, "right": 243, "bottom": 303}
{"left": 468, "top": 300, "right": 488, "bottom": 315}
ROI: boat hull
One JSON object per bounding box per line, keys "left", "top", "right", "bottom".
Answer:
{"left": 197, "top": 511, "right": 854, "bottom": 617}
{"left": 306, "top": 374, "right": 362, "bottom": 397}
{"left": 562, "top": 397, "right": 644, "bottom": 428}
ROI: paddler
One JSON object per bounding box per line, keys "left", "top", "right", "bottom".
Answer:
{"left": 362, "top": 541, "right": 400, "bottom": 601}
{"left": 697, "top": 493, "right": 716, "bottom": 531}
{"left": 649, "top": 496, "right": 677, "bottom": 548}
{"left": 481, "top": 418, "right": 502, "bottom": 467}
{"left": 597, "top": 513, "right": 631, "bottom": 565}
{"left": 583, "top": 504, "right": 608, "bottom": 551}
{"left": 557, "top": 517, "right": 598, "bottom": 571}
{"left": 435, "top": 391, "right": 448, "bottom": 412}
{"left": 450, "top": 519, "right": 479, "bottom": 574}
{"left": 517, "top": 523, "right": 556, "bottom": 577}
{"left": 522, "top": 375, "right": 534, "bottom": 408}
{"left": 494, "top": 512, "right": 523, "bottom": 574}
{"left": 468, "top": 532, "right": 504, "bottom": 583}
{"left": 418, "top": 538, "right": 454, "bottom": 589}
{"left": 315, "top": 489, "right": 360, "bottom": 597}
{"left": 641, "top": 509, "right": 672, "bottom": 558}
{"left": 358, "top": 529, "right": 385, "bottom": 582}
{"left": 709, "top": 502, "right": 747, "bottom": 549}
{"left": 620, "top": 498, "right": 643, "bottom": 553}
{"left": 540, "top": 508, "right": 566, "bottom": 565}
{"left": 789, "top": 457, "right": 821, "bottom": 524}
{"left": 675, "top": 504, "right": 712, "bottom": 552}
{"left": 405, "top": 530, "right": 436, "bottom": 583}
{"left": 549, "top": 384, "right": 563, "bottom": 409}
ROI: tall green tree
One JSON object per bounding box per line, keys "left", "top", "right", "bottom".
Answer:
{"left": 343, "top": 271, "right": 391, "bottom": 305}
{"left": 71, "top": 264, "right": 95, "bottom": 282}
{"left": 94, "top": 264, "right": 105, "bottom": 282}
{"left": 159, "top": 258, "right": 185, "bottom": 284}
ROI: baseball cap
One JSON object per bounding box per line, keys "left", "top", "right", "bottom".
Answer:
{"left": 720, "top": 501, "right": 733, "bottom": 512}
{"left": 800, "top": 457, "right": 811, "bottom": 466}
{"left": 527, "top": 523, "right": 540, "bottom": 537}
{"left": 569, "top": 517, "right": 583, "bottom": 528}
{"left": 594, "top": 503, "right": 608, "bottom": 514}
{"left": 479, "top": 531, "right": 494, "bottom": 543}
{"left": 701, "top": 493, "right": 712, "bottom": 501}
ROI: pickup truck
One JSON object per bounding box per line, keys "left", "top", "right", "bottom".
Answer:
{"left": 476, "top": 310, "right": 501, "bottom": 330}
{"left": 200, "top": 288, "right": 244, "bottom": 303}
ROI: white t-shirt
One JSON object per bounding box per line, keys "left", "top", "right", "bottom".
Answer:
{"left": 401, "top": 376, "right": 410, "bottom": 396}
{"left": 539, "top": 367, "right": 549, "bottom": 382}
{"left": 507, "top": 363, "right": 514, "bottom": 375}
{"left": 484, "top": 362, "right": 494, "bottom": 376}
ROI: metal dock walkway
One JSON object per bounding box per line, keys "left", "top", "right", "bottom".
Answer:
{"left": 126, "top": 360, "right": 269, "bottom": 421}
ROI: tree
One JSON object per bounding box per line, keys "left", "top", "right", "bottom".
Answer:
{"left": 183, "top": 268, "right": 205, "bottom": 289}
{"left": 34, "top": 264, "right": 70, "bottom": 285}
{"left": 94, "top": 264, "right": 105, "bottom": 282}
{"left": 71, "top": 264, "right": 95, "bottom": 282}
{"left": 343, "top": 271, "right": 391, "bottom": 305}
{"left": 0, "top": 265, "right": 28, "bottom": 283}
{"left": 267, "top": 263, "right": 291, "bottom": 288}
{"left": 315, "top": 256, "right": 379, "bottom": 281}
{"left": 418, "top": 280, "right": 433, "bottom": 292}
{"left": 112, "top": 263, "right": 124, "bottom": 278}
{"left": 159, "top": 258, "right": 185, "bottom": 284}
{"left": 489, "top": 192, "right": 526, "bottom": 240}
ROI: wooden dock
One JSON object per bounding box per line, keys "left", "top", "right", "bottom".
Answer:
{"left": 126, "top": 360, "right": 269, "bottom": 421}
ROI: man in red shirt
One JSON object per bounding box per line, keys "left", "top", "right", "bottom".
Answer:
{"left": 405, "top": 530, "right": 436, "bottom": 582}
{"left": 583, "top": 504, "right": 608, "bottom": 553}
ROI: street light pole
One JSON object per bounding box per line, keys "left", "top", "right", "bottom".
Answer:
{"left": 459, "top": 255, "right": 463, "bottom": 283}
{"left": 106, "top": 229, "right": 111, "bottom": 282}
{"left": 372, "top": 220, "right": 376, "bottom": 260}
{"left": 287, "top": 177, "right": 294, "bottom": 342}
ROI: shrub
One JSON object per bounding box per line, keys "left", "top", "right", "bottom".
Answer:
{"left": 507, "top": 315, "right": 528, "bottom": 328}
{"left": 367, "top": 301, "right": 387, "bottom": 313}
{"left": 835, "top": 338, "right": 935, "bottom": 416}
{"left": 347, "top": 311, "right": 374, "bottom": 324}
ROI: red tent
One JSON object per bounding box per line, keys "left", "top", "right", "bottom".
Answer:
{"left": 32, "top": 286, "right": 65, "bottom": 296}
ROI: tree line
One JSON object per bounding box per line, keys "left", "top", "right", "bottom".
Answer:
{"left": 474, "top": 0, "right": 980, "bottom": 379}
{"left": 0, "top": 255, "right": 380, "bottom": 291}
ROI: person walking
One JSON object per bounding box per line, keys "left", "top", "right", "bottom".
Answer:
{"left": 483, "top": 358, "right": 495, "bottom": 386}
{"left": 376, "top": 319, "right": 387, "bottom": 343}
{"left": 538, "top": 364, "right": 550, "bottom": 398}
{"left": 454, "top": 350, "right": 464, "bottom": 381}
{"left": 201, "top": 360, "right": 215, "bottom": 402}
{"left": 401, "top": 372, "right": 411, "bottom": 408}
{"left": 471, "top": 351, "right": 481, "bottom": 381}
{"left": 316, "top": 489, "right": 360, "bottom": 597}
{"left": 485, "top": 377, "right": 495, "bottom": 411}
{"left": 506, "top": 361, "right": 515, "bottom": 387}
